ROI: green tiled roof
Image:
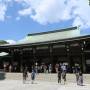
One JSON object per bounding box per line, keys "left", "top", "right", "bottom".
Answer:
{"left": 18, "top": 26, "right": 80, "bottom": 44}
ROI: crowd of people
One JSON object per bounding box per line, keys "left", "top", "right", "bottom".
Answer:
{"left": 3, "top": 62, "right": 19, "bottom": 72}
{"left": 57, "top": 63, "right": 83, "bottom": 86}
{"left": 1, "top": 61, "right": 83, "bottom": 86}
{"left": 22, "top": 63, "right": 83, "bottom": 86}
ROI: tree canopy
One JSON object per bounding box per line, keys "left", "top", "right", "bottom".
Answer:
{"left": 0, "top": 40, "right": 8, "bottom": 45}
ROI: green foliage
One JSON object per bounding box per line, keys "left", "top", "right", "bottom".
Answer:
{"left": 89, "top": 0, "right": 90, "bottom": 5}
{"left": 0, "top": 40, "right": 8, "bottom": 45}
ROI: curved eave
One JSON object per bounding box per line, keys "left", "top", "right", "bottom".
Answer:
{"left": 0, "top": 35, "right": 90, "bottom": 48}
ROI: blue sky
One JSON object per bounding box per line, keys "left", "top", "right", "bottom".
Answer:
{"left": 0, "top": 0, "right": 90, "bottom": 43}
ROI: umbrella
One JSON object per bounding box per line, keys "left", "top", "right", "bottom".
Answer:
{"left": 0, "top": 52, "right": 8, "bottom": 56}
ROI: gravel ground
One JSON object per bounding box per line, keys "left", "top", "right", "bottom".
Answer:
{"left": 0, "top": 80, "right": 90, "bottom": 90}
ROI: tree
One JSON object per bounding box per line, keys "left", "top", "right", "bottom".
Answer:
{"left": 0, "top": 40, "right": 9, "bottom": 45}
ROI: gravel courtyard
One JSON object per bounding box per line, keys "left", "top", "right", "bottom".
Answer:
{"left": 0, "top": 80, "right": 90, "bottom": 90}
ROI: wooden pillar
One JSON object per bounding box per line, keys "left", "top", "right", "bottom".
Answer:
{"left": 9, "top": 48, "right": 14, "bottom": 72}
{"left": 81, "top": 52, "right": 86, "bottom": 73}
{"left": 81, "top": 42, "right": 86, "bottom": 73}
{"left": 66, "top": 43, "right": 71, "bottom": 73}
{"left": 49, "top": 45, "right": 53, "bottom": 63}
{"left": 49, "top": 45, "right": 54, "bottom": 72}
{"left": 19, "top": 49, "right": 23, "bottom": 72}
{"left": 33, "top": 47, "right": 36, "bottom": 64}
{"left": 10, "top": 48, "right": 14, "bottom": 64}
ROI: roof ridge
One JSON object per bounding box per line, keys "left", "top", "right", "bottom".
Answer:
{"left": 27, "top": 26, "right": 77, "bottom": 36}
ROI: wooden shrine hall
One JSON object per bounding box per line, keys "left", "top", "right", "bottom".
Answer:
{"left": 0, "top": 26, "right": 90, "bottom": 73}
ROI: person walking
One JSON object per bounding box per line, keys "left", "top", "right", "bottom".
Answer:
{"left": 75, "top": 71, "right": 79, "bottom": 85}
{"left": 48, "top": 64, "right": 52, "bottom": 73}
{"left": 78, "top": 71, "right": 83, "bottom": 86}
{"left": 61, "top": 70, "right": 66, "bottom": 84}
{"left": 31, "top": 69, "right": 36, "bottom": 84}
{"left": 55, "top": 63, "right": 59, "bottom": 73}
{"left": 58, "top": 69, "right": 61, "bottom": 83}
{"left": 23, "top": 67, "right": 28, "bottom": 84}
{"left": 61, "top": 63, "right": 67, "bottom": 84}
{"left": 75, "top": 66, "right": 80, "bottom": 85}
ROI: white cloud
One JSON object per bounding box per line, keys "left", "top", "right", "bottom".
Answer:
{"left": 16, "top": 0, "right": 90, "bottom": 29}
{"left": 0, "top": 4, "right": 7, "bottom": 21}
{"left": 72, "top": 17, "right": 84, "bottom": 28}
{"left": 17, "top": 0, "right": 67, "bottom": 24}
{"left": 31, "top": 0, "right": 66, "bottom": 24}
{"left": 0, "top": 0, "right": 12, "bottom": 21}
{"left": 70, "top": 0, "right": 90, "bottom": 29}
{"left": 6, "top": 40, "right": 16, "bottom": 44}
{"left": 0, "top": 0, "right": 90, "bottom": 29}
{"left": 18, "top": 7, "right": 32, "bottom": 16}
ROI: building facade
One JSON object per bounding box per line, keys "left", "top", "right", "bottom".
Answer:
{"left": 0, "top": 26, "right": 90, "bottom": 73}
